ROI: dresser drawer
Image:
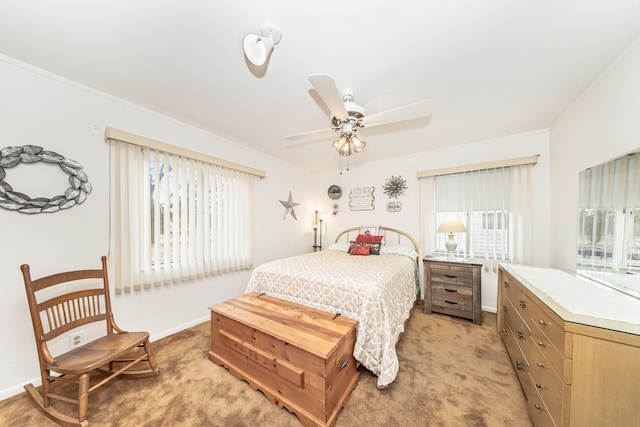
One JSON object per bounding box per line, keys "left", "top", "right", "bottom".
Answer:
{"left": 525, "top": 382, "right": 556, "bottom": 427}
{"left": 430, "top": 264, "right": 473, "bottom": 287}
{"left": 528, "top": 343, "right": 564, "bottom": 425}
{"left": 527, "top": 300, "right": 566, "bottom": 358}
{"left": 501, "top": 321, "right": 532, "bottom": 392}
{"left": 504, "top": 282, "right": 566, "bottom": 380}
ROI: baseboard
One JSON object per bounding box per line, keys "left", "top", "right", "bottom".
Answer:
{"left": 0, "top": 315, "right": 211, "bottom": 401}
{"left": 0, "top": 382, "right": 34, "bottom": 401}
{"left": 149, "top": 315, "right": 210, "bottom": 342}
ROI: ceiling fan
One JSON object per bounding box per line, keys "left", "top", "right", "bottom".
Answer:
{"left": 285, "top": 74, "right": 432, "bottom": 156}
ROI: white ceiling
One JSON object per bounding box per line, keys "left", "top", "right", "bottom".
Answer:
{"left": 2, "top": 1, "right": 640, "bottom": 172}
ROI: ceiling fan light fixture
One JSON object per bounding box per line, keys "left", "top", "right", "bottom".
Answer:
{"left": 333, "top": 134, "right": 366, "bottom": 156}
{"left": 243, "top": 24, "right": 282, "bottom": 66}
{"left": 351, "top": 134, "right": 366, "bottom": 152}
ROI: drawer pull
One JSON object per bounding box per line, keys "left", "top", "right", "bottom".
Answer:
{"left": 515, "top": 360, "right": 524, "bottom": 371}
{"left": 537, "top": 341, "right": 546, "bottom": 347}
{"left": 535, "top": 383, "right": 544, "bottom": 389}
{"left": 339, "top": 357, "right": 350, "bottom": 371}
{"left": 503, "top": 280, "right": 510, "bottom": 287}
{"left": 444, "top": 288, "right": 458, "bottom": 293}
{"left": 538, "top": 319, "right": 547, "bottom": 325}
{"left": 534, "top": 404, "right": 543, "bottom": 410}
{"left": 444, "top": 300, "right": 458, "bottom": 305}
{"left": 502, "top": 305, "right": 508, "bottom": 312}
{"left": 444, "top": 274, "right": 457, "bottom": 279}
{"left": 517, "top": 329, "right": 525, "bottom": 340}
{"left": 519, "top": 299, "right": 527, "bottom": 308}
{"left": 536, "top": 362, "right": 545, "bottom": 368}
{"left": 501, "top": 328, "right": 509, "bottom": 336}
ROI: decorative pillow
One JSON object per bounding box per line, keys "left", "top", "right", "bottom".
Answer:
{"left": 349, "top": 240, "right": 381, "bottom": 255}
{"left": 327, "top": 242, "right": 351, "bottom": 252}
{"left": 358, "top": 241, "right": 382, "bottom": 255}
{"left": 355, "top": 233, "right": 384, "bottom": 243}
{"left": 350, "top": 245, "right": 371, "bottom": 256}
{"left": 380, "top": 245, "right": 419, "bottom": 259}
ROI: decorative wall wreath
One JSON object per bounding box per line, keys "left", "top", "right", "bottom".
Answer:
{"left": 0, "top": 145, "right": 92, "bottom": 214}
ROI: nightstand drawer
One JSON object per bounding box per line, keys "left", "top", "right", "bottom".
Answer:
{"left": 430, "top": 264, "right": 473, "bottom": 287}
{"left": 432, "top": 284, "right": 473, "bottom": 312}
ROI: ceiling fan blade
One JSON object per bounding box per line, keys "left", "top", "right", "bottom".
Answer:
{"left": 308, "top": 74, "right": 349, "bottom": 122}
{"left": 284, "top": 127, "right": 336, "bottom": 141}
{"left": 360, "top": 99, "right": 432, "bottom": 128}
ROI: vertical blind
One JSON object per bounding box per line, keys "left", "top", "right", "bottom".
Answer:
{"left": 578, "top": 153, "right": 640, "bottom": 271}
{"left": 419, "top": 156, "right": 536, "bottom": 272}
{"left": 107, "top": 132, "right": 259, "bottom": 293}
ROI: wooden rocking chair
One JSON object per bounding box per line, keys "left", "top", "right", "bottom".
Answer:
{"left": 21, "top": 256, "right": 159, "bottom": 426}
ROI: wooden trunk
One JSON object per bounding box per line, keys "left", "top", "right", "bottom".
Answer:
{"left": 208, "top": 292, "right": 359, "bottom": 427}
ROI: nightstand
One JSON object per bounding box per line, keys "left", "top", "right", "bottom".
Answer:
{"left": 423, "top": 256, "right": 482, "bottom": 325}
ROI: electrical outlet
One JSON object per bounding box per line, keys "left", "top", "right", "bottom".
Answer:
{"left": 69, "top": 331, "right": 85, "bottom": 350}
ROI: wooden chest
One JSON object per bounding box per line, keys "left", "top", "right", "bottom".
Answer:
{"left": 208, "top": 292, "right": 359, "bottom": 427}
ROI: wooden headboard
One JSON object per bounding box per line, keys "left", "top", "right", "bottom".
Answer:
{"left": 334, "top": 226, "right": 419, "bottom": 255}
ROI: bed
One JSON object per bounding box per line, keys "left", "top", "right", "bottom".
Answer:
{"left": 245, "top": 226, "right": 419, "bottom": 388}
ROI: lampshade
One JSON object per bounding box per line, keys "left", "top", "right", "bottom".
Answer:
{"left": 243, "top": 24, "right": 282, "bottom": 66}
{"left": 437, "top": 216, "right": 467, "bottom": 233}
{"left": 332, "top": 133, "right": 367, "bottom": 156}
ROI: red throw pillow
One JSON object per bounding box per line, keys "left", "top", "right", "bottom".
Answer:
{"left": 350, "top": 245, "right": 371, "bottom": 256}
{"left": 355, "top": 233, "right": 383, "bottom": 243}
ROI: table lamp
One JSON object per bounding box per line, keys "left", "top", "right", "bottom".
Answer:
{"left": 437, "top": 216, "right": 467, "bottom": 258}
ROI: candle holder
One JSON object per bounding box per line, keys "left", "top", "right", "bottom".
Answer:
{"left": 313, "top": 210, "right": 322, "bottom": 252}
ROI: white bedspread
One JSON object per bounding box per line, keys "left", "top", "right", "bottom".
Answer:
{"left": 245, "top": 250, "right": 417, "bottom": 388}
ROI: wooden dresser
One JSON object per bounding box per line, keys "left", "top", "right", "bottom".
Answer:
{"left": 424, "top": 257, "right": 482, "bottom": 325}
{"left": 497, "top": 264, "right": 640, "bottom": 427}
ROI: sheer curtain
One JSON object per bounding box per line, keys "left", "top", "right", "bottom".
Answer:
{"left": 109, "top": 139, "right": 254, "bottom": 293}
{"left": 420, "top": 163, "right": 534, "bottom": 271}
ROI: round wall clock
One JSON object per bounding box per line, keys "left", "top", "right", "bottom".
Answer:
{"left": 327, "top": 185, "right": 342, "bottom": 200}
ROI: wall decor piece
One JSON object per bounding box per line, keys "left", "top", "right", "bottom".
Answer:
{"left": 349, "top": 186, "right": 374, "bottom": 211}
{"left": 386, "top": 201, "right": 402, "bottom": 212}
{"left": 0, "top": 145, "right": 92, "bottom": 214}
{"left": 279, "top": 190, "right": 299, "bottom": 220}
{"left": 361, "top": 225, "right": 379, "bottom": 236}
{"left": 382, "top": 175, "right": 407, "bottom": 199}
{"left": 327, "top": 184, "right": 342, "bottom": 200}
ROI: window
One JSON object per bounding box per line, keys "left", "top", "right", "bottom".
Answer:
{"left": 107, "top": 130, "right": 261, "bottom": 293}
{"left": 431, "top": 164, "right": 532, "bottom": 265}
{"left": 435, "top": 210, "right": 510, "bottom": 257}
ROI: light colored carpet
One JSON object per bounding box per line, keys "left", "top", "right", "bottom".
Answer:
{"left": 0, "top": 307, "right": 531, "bottom": 426}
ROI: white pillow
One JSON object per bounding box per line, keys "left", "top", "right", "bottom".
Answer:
{"left": 380, "top": 245, "right": 418, "bottom": 259}
{"left": 327, "top": 242, "right": 351, "bottom": 252}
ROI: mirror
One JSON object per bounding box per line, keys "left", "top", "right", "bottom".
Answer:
{"left": 577, "top": 149, "right": 640, "bottom": 299}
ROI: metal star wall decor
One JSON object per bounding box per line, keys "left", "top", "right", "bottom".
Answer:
{"left": 382, "top": 175, "right": 407, "bottom": 199}
{"left": 279, "top": 191, "right": 299, "bottom": 220}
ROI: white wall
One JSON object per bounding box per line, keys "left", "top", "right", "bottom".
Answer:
{"left": 0, "top": 56, "right": 314, "bottom": 399}
{"left": 550, "top": 36, "right": 640, "bottom": 271}
{"left": 314, "top": 129, "right": 551, "bottom": 313}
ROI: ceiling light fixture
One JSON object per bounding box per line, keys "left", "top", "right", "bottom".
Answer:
{"left": 332, "top": 120, "right": 366, "bottom": 156}
{"left": 243, "top": 24, "right": 282, "bottom": 66}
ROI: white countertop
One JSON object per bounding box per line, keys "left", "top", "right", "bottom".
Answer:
{"left": 500, "top": 263, "right": 640, "bottom": 336}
